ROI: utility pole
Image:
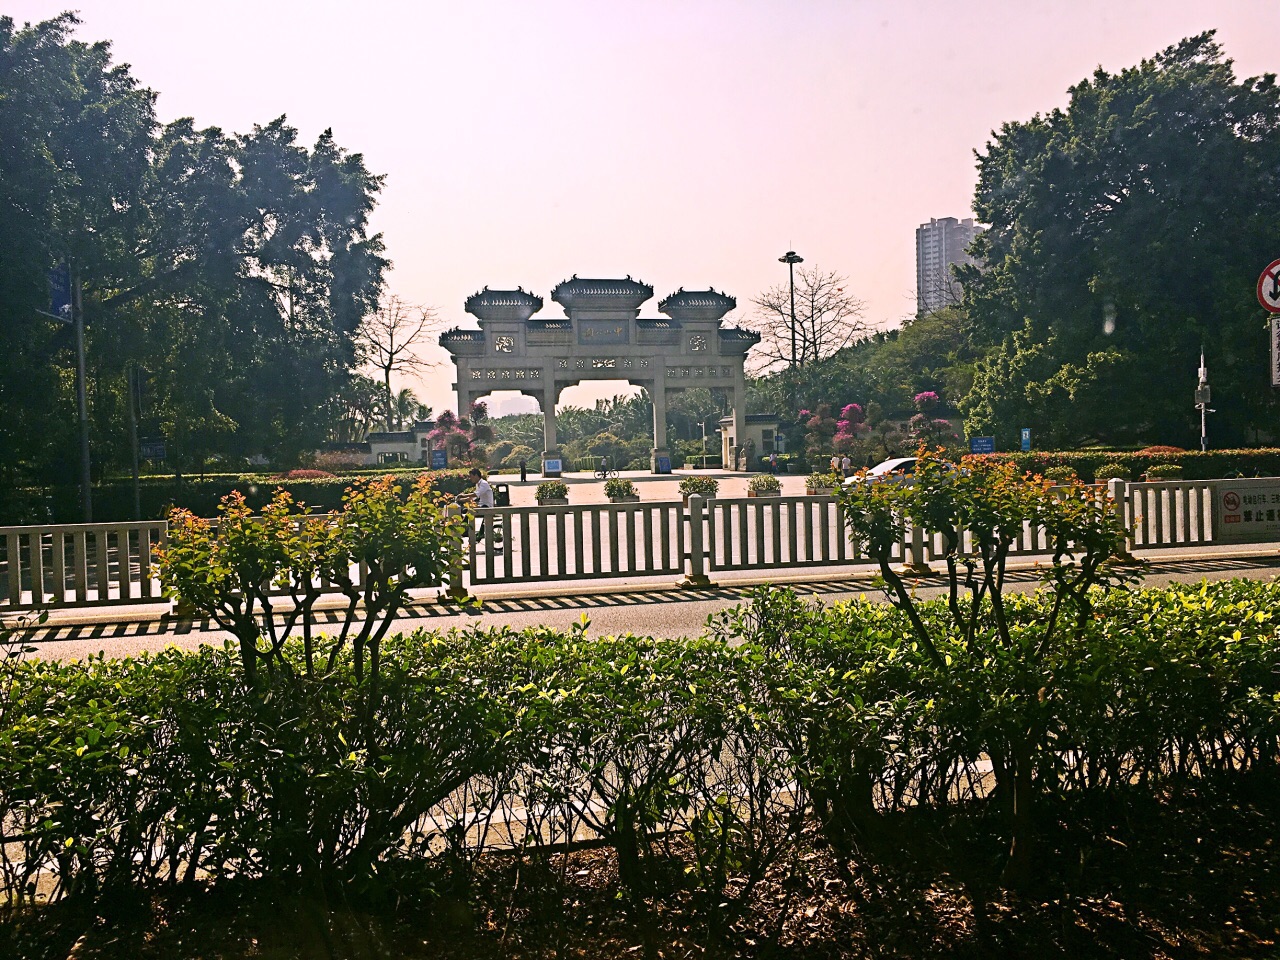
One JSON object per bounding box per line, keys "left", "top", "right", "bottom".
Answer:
{"left": 778, "top": 250, "right": 803, "bottom": 368}
{"left": 1194, "top": 347, "right": 1213, "bottom": 454}
{"left": 73, "top": 268, "right": 92, "bottom": 522}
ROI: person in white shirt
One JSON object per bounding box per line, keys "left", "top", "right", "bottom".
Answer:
{"left": 841, "top": 455, "right": 852, "bottom": 477}
{"left": 467, "top": 468, "right": 497, "bottom": 547}
{"left": 469, "top": 468, "right": 494, "bottom": 508}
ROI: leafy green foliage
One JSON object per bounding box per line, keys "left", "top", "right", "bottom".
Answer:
{"left": 5, "top": 580, "right": 1278, "bottom": 915}
{"left": 961, "top": 33, "right": 1280, "bottom": 447}
{"left": 603, "top": 477, "right": 637, "bottom": 499}
{"left": 678, "top": 475, "right": 719, "bottom": 498}
{"left": 1042, "top": 466, "right": 1078, "bottom": 482}
{"left": 837, "top": 449, "right": 1135, "bottom": 882}
{"left": 0, "top": 14, "right": 388, "bottom": 497}
{"left": 964, "top": 448, "right": 1280, "bottom": 482}
{"left": 746, "top": 473, "right": 781, "bottom": 494}
{"left": 806, "top": 471, "right": 840, "bottom": 489}
{"left": 535, "top": 480, "right": 568, "bottom": 501}
{"left": 159, "top": 476, "right": 465, "bottom": 690}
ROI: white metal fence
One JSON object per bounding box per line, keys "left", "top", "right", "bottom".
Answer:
{"left": 467, "top": 502, "right": 686, "bottom": 585}
{"left": 1, "top": 479, "right": 1274, "bottom": 614}
{"left": 2, "top": 522, "right": 168, "bottom": 611}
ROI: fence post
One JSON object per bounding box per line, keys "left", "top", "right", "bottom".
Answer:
{"left": 679, "top": 493, "right": 714, "bottom": 588}
{"left": 898, "top": 521, "right": 934, "bottom": 575}
{"left": 1107, "top": 478, "right": 1140, "bottom": 564}
{"left": 443, "top": 502, "right": 470, "bottom": 601}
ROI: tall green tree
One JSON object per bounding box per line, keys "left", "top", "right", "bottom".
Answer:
{"left": 0, "top": 13, "right": 155, "bottom": 497}
{"left": 960, "top": 33, "right": 1280, "bottom": 447}
{"left": 0, "top": 13, "right": 389, "bottom": 502}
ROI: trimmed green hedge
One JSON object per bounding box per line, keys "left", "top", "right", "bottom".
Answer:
{"left": 10, "top": 470, "right": 474, "bottom": 524}
{"left": 964, "top": 448, "right": 1280, "bottom": 482}
{"left": 4, "top": 579, "right": 1278, "bottom": 905}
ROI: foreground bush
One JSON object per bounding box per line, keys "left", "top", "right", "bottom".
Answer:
{"left": 3, "top": 579, "right": 1278, "bottom": 915}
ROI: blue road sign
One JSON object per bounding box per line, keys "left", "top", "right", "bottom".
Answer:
{"left": 430, "top": 449, "right": 448, "bottom": 470}
{"left": 1020, "top": 428, "right": 1031, "bottom": 452}
{"left": 140, "top": 439, "right": 166, "bottom": 460}
{"left": 655, "top": 456, "right": 672, "bottom": 474}
{"left": 969, "top": 436, "right": 996, "bottom": 454}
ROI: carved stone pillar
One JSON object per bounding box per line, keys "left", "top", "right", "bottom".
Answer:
{"left": 541, "top": 382, "right": 557, "bottom": 453}
{"left": 649, "top": 368, "right": 670, "bottom": 473}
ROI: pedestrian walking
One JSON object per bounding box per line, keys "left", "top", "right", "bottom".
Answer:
{"left": 466, "top": 467, "right": 495, "bottom": 545}
{"left": 841, "top": 454, "right": 852, "bottom": 478}
{"left": 519, "top": 458, "right": 527, "bottom": 482}
{"left": 769, "top": 452, "right": 778, "bottom": 474}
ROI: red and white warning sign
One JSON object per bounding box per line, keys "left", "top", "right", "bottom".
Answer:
{"left": 1215, "top": 480, "right": 1280, "bottom": 544}
{"left": 1259, "top": 258, "right": 1280, "bottom": 313}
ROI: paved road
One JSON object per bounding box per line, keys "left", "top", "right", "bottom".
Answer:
{"left": 15, "top": 548, "right": 1280, "bottom": 661}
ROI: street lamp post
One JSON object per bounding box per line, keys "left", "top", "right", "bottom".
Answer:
{"left": 778, "top": 250, "right": 803, "bottom": 368}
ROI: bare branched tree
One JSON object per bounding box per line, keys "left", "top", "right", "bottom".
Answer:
{"left": 748, "top": 266, "right": 866, "bottom": 373}
{"left": 356, "top": 296, "right": 442, "bottom": 430}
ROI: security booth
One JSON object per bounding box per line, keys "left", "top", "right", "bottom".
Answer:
{"left": 719, "top": 413, "right": 781, "bottom": 471}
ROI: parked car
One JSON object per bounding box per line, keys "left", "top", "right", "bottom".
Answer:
{"left": 843, "top": 456, "right": 919, "bottom": 486}
{"left": 842, "top": 456, "right": 962, "bottom": 487}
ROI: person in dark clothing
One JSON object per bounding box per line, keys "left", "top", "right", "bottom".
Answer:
{"left": 519, "top": 458, "right": 527, "bottom": 482}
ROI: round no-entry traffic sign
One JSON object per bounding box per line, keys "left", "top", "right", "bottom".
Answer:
{"left": 1259, "top": 259, "right": 1280, "bottom": 313}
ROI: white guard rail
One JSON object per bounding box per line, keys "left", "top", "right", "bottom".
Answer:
{"left": 1, "top": 479, "right": 1274, "bottom": 612}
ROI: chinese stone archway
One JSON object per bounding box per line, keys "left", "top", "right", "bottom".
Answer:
{"left": 440, "top": 276, "right": 759, "bottom": 472}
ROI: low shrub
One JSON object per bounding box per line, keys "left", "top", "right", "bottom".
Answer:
{"left": 275, "top": 468, "right": 335, "bottom": 480}
{"left": 806, "top": 471, "right": 840, "bottom": 489}
{"left": 1042, "top": 465, "right": 1078, "bottom": 483}
{"left": 747, "top": 473, "right": 782, "bottom": 495}
{"left": 603, "top": 477, "right": 637, "bottom": 499}
{"left": 536, "top": 479, "right": 568, "bottom": 501}
{"left": 1144, "top": 463, "right": 1185, "bottom": 480}
{"left": 8, "top": 470, "right": 475, "bottom": 525}
{"left": 678, "top": 475, "right": 719, "bottom": 498}
{"left": 1093, "top": 460, "right": 1130, "bottom": 481}
{"left": 4, "top": 579, "right": 1279, "bottom": 911}
{"left": 962, "top": 448, "right": 1280, "bottom": 482}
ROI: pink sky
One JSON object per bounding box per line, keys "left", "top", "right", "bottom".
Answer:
{"left": 10, "top": 1, "right": 1278, "bottom": 416}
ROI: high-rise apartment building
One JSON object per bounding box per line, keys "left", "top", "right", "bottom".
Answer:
{"left": 915, "top": 217, "right": 984, "bottom": 315}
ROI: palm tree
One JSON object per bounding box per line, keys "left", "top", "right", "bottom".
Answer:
{"left": 393, "top": 387, "right": 429, "bottom": 430}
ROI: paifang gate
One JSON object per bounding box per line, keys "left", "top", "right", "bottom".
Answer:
{"left": 439, "top": 276, "right": 760, "bottom": 473}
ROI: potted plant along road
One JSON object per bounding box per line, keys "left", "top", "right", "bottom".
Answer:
{"left": 604, "top": 477, "right": 640, "bottom": 503}
{"left": 535, "top": 479, "right": 569, "bottom": 505}
{"left": 806, "top": 471, "right": 839, "bottom": 495}
{"left": 678, "top": 474, "right": 719, "bottom": 505}
{"left": 747, "top": 473, "right": 782, "bottom": 497}
{"left": 1142, "top": 463, "right": 1185, "bottom": 482}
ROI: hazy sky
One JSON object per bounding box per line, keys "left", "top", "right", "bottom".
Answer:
{"left": 9, "top": 1, "right": 1277, "bottom": 415}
